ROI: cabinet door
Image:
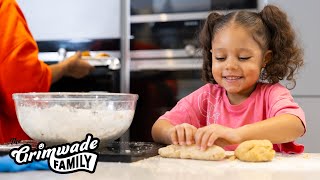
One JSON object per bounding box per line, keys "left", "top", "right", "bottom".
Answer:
{"left": 17, "top": 0, "right": 121, "bottom": 40}
{"left": 294, "top": 97, "right": 320, "bottom": 152}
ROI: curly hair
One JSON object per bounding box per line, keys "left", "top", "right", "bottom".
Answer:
{"left": 199, "top": 5, "right": 304, "bottom": 89}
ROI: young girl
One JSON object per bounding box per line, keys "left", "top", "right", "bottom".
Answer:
{"left": 151, "top": 5, "right": 306, "bottom": 153}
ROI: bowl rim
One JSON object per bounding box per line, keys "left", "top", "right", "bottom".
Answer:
{"left": 12, "top": 92, "right": 139, "bottom": 101}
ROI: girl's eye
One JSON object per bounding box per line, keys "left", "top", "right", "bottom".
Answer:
{"left": 215, "top": 57, "right": 226, "bottom": 61}
{"left": 239, "top": 57, "right": 251, "bottom": 61}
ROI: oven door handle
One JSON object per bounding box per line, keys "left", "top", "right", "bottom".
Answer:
{"left": 130, "top": 58, "right": 202, "bottom": 71}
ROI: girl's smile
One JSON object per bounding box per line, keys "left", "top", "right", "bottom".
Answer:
{"left": 223, "top": 75, "right": 243, "bottom": 86}
{"left": 211, "top": 23, "right": 268, "bottom": 104}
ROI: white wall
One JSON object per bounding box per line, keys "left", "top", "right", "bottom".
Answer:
{"left": 16, "top": 0, "right": 121, "bottom": 40}
{"left": 267, "top": 0, "right": 320, "bottom": 96}
{"left": 267, "top": 0, "right": 320, "bottom": 152}
{"left": 295, "top": 98, "right": 320, "bottom": 152}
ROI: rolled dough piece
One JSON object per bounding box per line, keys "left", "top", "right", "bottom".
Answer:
{"left": 158, "top": 144, "right": 226, "bottom": 161}
{"left": 235, "top": 140, "right": 275, "bottom": 162}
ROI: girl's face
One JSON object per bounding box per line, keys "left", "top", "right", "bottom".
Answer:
{"left": 211, "top": 24, "right": 268, "bottom": 98}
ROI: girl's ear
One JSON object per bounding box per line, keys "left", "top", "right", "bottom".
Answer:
{"left": 263, "top": 50, "right": 272, "bottom": 67}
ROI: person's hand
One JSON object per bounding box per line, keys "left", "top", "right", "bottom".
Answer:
{"left": 62, "top": 51, "right": 95, "bottom": 78}
{"left": 168, "top": 123, "right": 197, "bottom": 145}
{"left": 195, "top": 124, "right": 242, "bottom": 151}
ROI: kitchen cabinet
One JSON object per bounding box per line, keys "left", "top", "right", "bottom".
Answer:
{"left": 16, "top": 0, "right": 121, "bottom": 40}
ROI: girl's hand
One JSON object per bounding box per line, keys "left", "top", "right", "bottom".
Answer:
{"left": 195, "top": 124, "right": 242, "bottom": 150}
{"left": 168, "top": 123, "right": 197, "bottom": 145}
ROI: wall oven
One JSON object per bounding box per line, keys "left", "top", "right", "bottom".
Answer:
{"left": 129, "top": 0, "right": 261, "bottom": 141}
{"left": 37, "top": 39, "right": 121, "bottom": 93}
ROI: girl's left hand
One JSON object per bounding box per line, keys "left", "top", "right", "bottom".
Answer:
{"left": 194, "top": 124, "right": 242, "bottom": 151}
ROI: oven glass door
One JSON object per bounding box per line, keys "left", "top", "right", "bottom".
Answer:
{"left": 131, "top": 20, "right": 202, "bottom": 50}
{"left": 130, "top": 70, "right": 204, "bottom": 141}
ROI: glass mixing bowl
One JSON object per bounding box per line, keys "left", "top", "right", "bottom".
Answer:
{"left": 12, "top": 92, "right": 138, "bottom": 144}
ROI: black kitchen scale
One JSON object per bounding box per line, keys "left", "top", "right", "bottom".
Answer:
{"left": 97, "top": 141, "right": 164, "bottom": 162}
{"left": 0, "top": 140, "right": 164, "bottom": 163}
{"left": 0, "top": 140, "right": 38, "bottom": 156}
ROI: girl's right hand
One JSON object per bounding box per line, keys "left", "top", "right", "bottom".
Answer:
{"left": 168, "top": 123, "right": 197, "bottom": 145}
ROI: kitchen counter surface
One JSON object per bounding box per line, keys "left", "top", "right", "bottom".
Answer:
{"left": 1, "top": 153, "right": 320, "bottom": 180}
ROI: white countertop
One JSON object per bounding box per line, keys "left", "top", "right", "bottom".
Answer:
{"left": 1, "top": 153, "right": 320, "bottom": 180}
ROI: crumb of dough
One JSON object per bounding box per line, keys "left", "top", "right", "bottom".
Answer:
{"left": 226, "top": 155, "right": 237, "bottom": 161}
{"left": 158, "top": 144, "right": 226, "bottom": 161}
{"left": 81, "top": 51, "right": 91, "bottom": 57}
{"left": 303, "top": 154, "right": 310, "bottom": 159}
{"left": 235, "top": 140, "right": 275, "bottom": 162}
{"left": 95, "top": 52, "right": 110, "bottom": 57}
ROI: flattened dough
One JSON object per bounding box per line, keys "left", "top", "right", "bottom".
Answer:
{"left": 235, "top": 140, "right": 275, "bottom": 162}
{"left": 158, "top": 144, "right": 225, "bottom": 161}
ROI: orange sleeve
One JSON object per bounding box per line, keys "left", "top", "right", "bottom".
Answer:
{"left": 3, "top": 39, "right": 52, "bottom": 94}
{"left": 0, "top": 0, "right": 52, "bottom": 143}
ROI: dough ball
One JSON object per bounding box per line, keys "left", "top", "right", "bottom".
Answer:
{"left": 158, "top": 144, "right": 226, "bottom": 161}
{"left": 235, "top": 140, "right": 275, "bottom": 162}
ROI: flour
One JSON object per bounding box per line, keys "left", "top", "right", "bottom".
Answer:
{"left": 16, "top": 105, "right": 135, "bottom": 143}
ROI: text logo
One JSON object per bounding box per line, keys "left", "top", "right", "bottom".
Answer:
{"left": 9, "top": 134, "right": 100, "bottom": 174}
{"left": 10, "top": 138, "right": 21, "bottom": 144}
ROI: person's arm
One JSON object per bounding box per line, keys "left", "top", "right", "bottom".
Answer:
{"left": 192, "top": 113, "right": 305, "bottom": 150}
{"left": 236, "top": 114, "right": 305, "bottom": 144}
{"left": 152, "top": 84, "right": 213, "bottom": 145}
{"left": 49, "top": 61, "right": 67, "bottom": 84}
{"left": 152, "top": 119, "right": 174, "bottom": 144}
{"left": 49, "top": 52, "right": 94, "bottom": 84}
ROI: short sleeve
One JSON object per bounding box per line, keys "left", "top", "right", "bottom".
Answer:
{"left": 268, "top": 84, "right": 306, "bottom": 129}
{"left": 268, "top": 84, "right": 306, "bottom": 154}
{"left": 4, "top": 39, "right": 52, "bottom": 94}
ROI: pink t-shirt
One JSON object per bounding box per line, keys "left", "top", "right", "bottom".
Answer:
{"left": 159, "top": 83, "right": 306, "bottom": 153}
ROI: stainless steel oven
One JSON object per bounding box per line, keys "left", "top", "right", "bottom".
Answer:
{"left": 130, "top": 0, "right": 261, "bottom": 72}
{"left": 129, "top": 0, "right": 262, "bottom": 141}
{"left": 37, "top": 39, "right": 121, "bottom": 93}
